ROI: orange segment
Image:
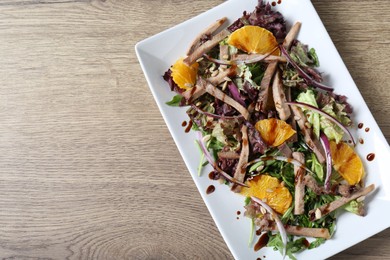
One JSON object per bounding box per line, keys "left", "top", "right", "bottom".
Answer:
{"left": 255, "top": 118, "right": 296, "bottom": 147}
{"left": 240, "top": 175, "right": 292, "bottom": 214}
{"left": 329, "top": 141, "right": 364, "bottom": 185}
{"left": 227, "top": 25, "right": 280, "bottom": 55}
{"left": 171, "top": 58, "right": 199, "bottom": 90}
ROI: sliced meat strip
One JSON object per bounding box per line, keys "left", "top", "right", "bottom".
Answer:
{"left": 285, "top": 87, "right": 298, "bottom": 142}
{"left": 197, "top": 77, "right": 250, "bottom": 120}
{"left": 187, "top": 17, "right": 228, "bottom": 56}
{"left": 231, "top": 125, "right": 249, "bottom": 193}
{"left": 272, "top": 69, "right": 291, "bottom": 121}
{"left": 256, "top": 61, "right": 278, "bottom": 112}
{"left": 283, "top": 22, "right": 302, "bottom": 50}
{"left": 259, "top": 224, "right": 330, "bottom": 239}
{"left": 303, "top": 175, "right": 358, "bottom": 198}
{"left": 277, "top": 143, "right": 292, "bottom": 158}
{"left": 231, "top": 53, "right": 287, "bottom": 63}
{"left": 218, "top": 150, "right": 240, "bottom": 160}
{"left": 184, "top": 29, "right": 230, "bottom": 66}
{"left": 290, "top": 105, "right": 325, "bottom": 163}
{"left": 182, "top": 66, "right": 237, "bottom": 103}
{"left": 308, "top": 184, "right": 375, "bottom": 221}
{"left": 293, "top": 152, "right": 305, "bottom": 215}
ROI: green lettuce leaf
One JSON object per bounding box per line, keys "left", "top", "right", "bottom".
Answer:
{"left": 290, "top": 42, "right": 319, "bottom": 67}
{"left": 321, "top": 103, "right": 344, "bottom": 143}
{"left": 308, "top": 47, "right": 319, "bottom": 67}
{"left": 309, "top": 152, "right": 324, "bottom": 181}
{"left": 296, "top": 90, "right": 321, "bottom": 138}
{"left": 343, "top": 199, "right": 364, "bottom": 216}
{"left": 237, "top": 64, "right": 260, "bottom": 90}
{"left": 166, "top": 94, "right": 183, "bottom": 106}
{"left": 296, "top": 90, "right": 351, "bottom": 143}
{"left": 212, "top": 122, "right": 227, "bottom": 145}
{"left": 268, "top": 234, "right": 309, "bottom": 260}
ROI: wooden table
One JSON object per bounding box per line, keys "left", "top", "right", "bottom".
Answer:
{"left": 0, "top": 0, "right": 388, "bottom": 259}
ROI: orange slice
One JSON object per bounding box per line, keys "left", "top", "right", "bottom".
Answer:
{"left": 255, "top": 118, "right": 296, "bottom": 147}
{"left": 227, "top": 25, "right": 280, "bottom": 55}
{"left": 329, "top": 141, "right": 364, "bottom": 185}
{"left": 240, "top": 175, "right": 292, "bottom": 214}
{"left": 171, "top": 58, "right": 199, "bottom": 90}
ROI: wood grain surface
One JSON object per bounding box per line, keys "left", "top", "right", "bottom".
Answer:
{"left": 0, "top": 0, "right": 388, "bottom": 259}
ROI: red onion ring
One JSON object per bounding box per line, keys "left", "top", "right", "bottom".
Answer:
{"left": 320, "top": 133, "right": 332, "bottom": 191}
{"left": 286, "top": 101, "right": 355, "bottom": 146}
{"left": 280, "top": 45, "right": 333, "bottom": 92}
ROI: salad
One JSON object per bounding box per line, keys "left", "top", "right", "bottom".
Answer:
{"left": 162, "top": 1, "right": 375, "bottom": 259}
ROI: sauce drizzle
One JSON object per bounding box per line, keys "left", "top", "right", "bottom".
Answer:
{"left": 359, "top": 138, "right": 364, "bottom": 144}
{"left": 185, "top": 120, "right": 193, "bottom": 133}
{"left": 206, "top": 185, "right": 215, "bottom": 194}
{"left": 365, "top": 127, "right": 370, "bottom": 132}
{"left": 181, "top": 121, "right": 187, "bottom": 127}
{"left": 254, "top": 233, "right": 269, "bottom": 252}
{"left": 208, "top": 171, "right": 219, "bottom": 180}
{"left": 358, "top": 123, "right": 364, "bottom": 129}
{"left": 367, "top": 153, "right": 375, "bottom": 161}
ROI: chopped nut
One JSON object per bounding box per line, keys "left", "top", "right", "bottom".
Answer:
{"left": 357, "top": 196, "right": 365, "bottom": 202}
{"left": 315, "top": 208, "right": 322, "bottom": 219}
{"left": 202, "top": 135, "right": 211, "bottom": 143}
{"left": 222, "top": 81, "right": 228, "bottom": 91}
{"left": 291, "top": 73, "right": 299, "bottom": 80}
{"left": 256, "top": 165, "right": 264, "bottom": 172}
{"left": 260, "top": 206, "right": 267, "bottom": 215}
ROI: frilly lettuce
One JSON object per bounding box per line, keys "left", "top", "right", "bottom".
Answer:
{"left": 212, "top": 122, "right": 227, "bottom": 145}
{"left": 296, "top": 90, "right": 350, "bottom": 143}
{"left": 296, "top": 90, "right": 321, "bottom": 138}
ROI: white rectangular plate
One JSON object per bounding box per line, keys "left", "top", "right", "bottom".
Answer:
{"left": 135, "top": 0, "right": 390, "bottom": 259}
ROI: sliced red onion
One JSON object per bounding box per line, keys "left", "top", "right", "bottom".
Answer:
{"left": 250, "top": 196, "right": 287, "bottom": 258}
{"left": 280, "top": 45, "right": 333, "bottom": 92}
{"left": 320, "top": 133, "right": 332, "bottom": 191}
{"left": 246, "top": 155, "right": 315, "bottom": 175}
{"left": 197, "top": 132, "right": 248, "bottom": 187}
{"left": 203, "top": 54, "right": 233, "bottom": 66}
{"left": 203, "top": 46, "right": 278, "bottom": 65}
{"left": 227, "top": 81, "right": 246, "bottom": 107}
{"left": 190, "top": 104, "right": 243, "bottom": 120}
{"left": 286, "top": 101, "right": 355, "bottom": 146}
